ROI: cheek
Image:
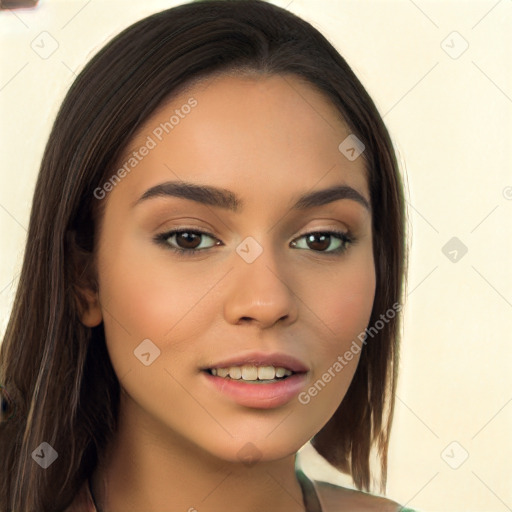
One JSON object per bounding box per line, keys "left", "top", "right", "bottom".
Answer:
{"left": 332, "top": 277, "right": 375, "bottom": 338}
{"left": 309, "top": 253, "right": 374, "bottom": 361}
{"left": 297, "top": 261, "right": 375, "bottom": 420}
{"left": 315, "top": 258, "right": 376, "bottom": 346}
{"left": 96, "top": 233, "right": 220, "bottom": 366}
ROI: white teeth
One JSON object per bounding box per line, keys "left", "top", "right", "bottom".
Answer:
{"left": 258, "top": 366, "right": 275, "bottom": 380}
{"left": 216, "top": 368, "right": 229, "bottom": 378}
{"left": 229, "top": 366, "right": 242, "bottom": 379}
{"left": 209, "top": 364, "right": 293, "bottom": 381}
{"left": 241, "top": 365, "right": 258, "bottom": 380}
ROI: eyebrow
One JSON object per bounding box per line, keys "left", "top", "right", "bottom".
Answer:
{"left": 132, "top": 181, "right": 371, "bottom": 212}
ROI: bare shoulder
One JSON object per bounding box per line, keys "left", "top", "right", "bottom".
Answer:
{"left": 313, "top": 478, "right": 403, "bottom": 512}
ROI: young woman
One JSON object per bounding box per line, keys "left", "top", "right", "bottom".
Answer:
{"left": 0, "top": 1, "right": 413, "bottom": 511}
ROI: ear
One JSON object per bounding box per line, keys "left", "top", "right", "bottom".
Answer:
{"left": 66, "top": 229, "right": 103, "bottom": 327}
{"left": 79, "top": 286, "right": 103, "bottom": 327}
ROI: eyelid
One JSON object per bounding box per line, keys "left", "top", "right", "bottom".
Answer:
{"left": 153, "top": 225, "right": 356, "bottom": 257}
{"left": 153, "top": 227, "right": 221, "bottom": 253}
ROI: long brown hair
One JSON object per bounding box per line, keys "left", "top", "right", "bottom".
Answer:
{"left": 0, "top": 1, "right": 407, "bottom": 510}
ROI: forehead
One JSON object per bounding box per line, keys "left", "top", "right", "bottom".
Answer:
{"left": 108, "top": 73, "right": 370, "bottom": 210}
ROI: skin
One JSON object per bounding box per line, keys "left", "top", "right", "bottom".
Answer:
{"left": 80, "top": 73, "right": 394, "bottom": 512}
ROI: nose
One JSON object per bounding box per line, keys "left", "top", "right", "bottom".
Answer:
{"left": 223, "top": 242, "right": 299, "bottom": 329}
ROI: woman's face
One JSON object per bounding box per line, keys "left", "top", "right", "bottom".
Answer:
{"left": 85, "top": 73, "right": 375, "bottom": 463}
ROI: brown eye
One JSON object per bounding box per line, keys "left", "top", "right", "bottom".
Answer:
{"left": 305, "top": 233, "right": 331, "bottom": 251}
{"left": 290, "top": 230, "right": 353, "bottom": 254}
{"left": 174, "top": 232, "right": 203, "bottom": 250}
{"left": 154, "top": 228, "right": 220, "bottom": 256}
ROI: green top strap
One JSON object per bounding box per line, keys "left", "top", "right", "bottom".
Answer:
{"left": 296, "top": 467, "right": 323, "bottom": 512}
{"left": 294, "top": 462, "right": 419, "bottom": 512}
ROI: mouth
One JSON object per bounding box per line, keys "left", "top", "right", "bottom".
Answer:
{"left": 200, "top": 352, "right": 310, "bottom": 408}
{"left": 203, "top": 364, "right": 301, "bottom": 384}
{"left": 201, "top": 351, "right": 309, "bottom": 377}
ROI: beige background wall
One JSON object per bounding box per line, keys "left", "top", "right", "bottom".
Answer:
{"left": 1, "top": 1, "right": 511, "bottom": 510}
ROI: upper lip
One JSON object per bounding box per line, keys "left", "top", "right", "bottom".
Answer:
{"left": 202, "top": 351, "right": 309, "bottom": 373}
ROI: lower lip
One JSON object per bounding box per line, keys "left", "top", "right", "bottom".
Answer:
{"left": 202, "top": 371, "right": 308, "bottom": 409}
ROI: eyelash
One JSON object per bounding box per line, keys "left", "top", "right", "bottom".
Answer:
{"left": 153, "top": 228, "right": 356, "bottom": 258}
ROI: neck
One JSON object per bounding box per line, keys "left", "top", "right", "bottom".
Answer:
{"left": 91, "top": 392, "right": 307, "bottom": 512}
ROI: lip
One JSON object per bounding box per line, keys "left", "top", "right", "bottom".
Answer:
{"left": 202, "top": 371, "right": 309, "bottom": 409}
{"left": 201, "top": 351, "right": 309, "bottom": 373}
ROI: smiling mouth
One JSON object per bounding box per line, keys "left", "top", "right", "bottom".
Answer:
{"left": 204, "top": 364, "right": 299, "bottom": 383}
